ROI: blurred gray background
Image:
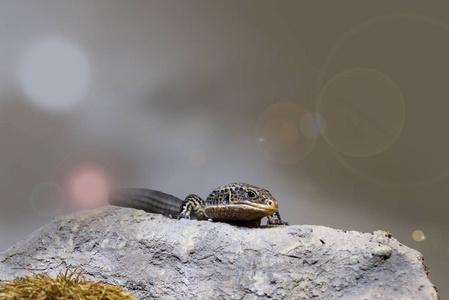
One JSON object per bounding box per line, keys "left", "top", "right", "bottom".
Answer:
{"left": 0, "top": 0, "right": 448, "bottom": 297}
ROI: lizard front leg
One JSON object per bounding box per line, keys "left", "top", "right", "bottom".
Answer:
{"left": 178, "top": 194, "right": 210, "bottom": 220}
{"left": 267, "top": 211, "right": 288, "bottom": 226}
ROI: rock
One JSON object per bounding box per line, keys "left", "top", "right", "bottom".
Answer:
{"left": 0, "top": 207, "right": 438, "bottom": 299}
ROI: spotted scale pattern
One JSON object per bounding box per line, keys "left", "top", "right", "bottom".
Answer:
{"left": 178, "top": 183, "right": 286, "bottom": 226}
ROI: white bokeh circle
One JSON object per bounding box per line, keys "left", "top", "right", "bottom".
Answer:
{"left": 18, "top": 37, "right": 91, "bottom": 111}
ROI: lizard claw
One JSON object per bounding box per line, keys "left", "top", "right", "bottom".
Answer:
{"left": 267, "top": 211, "right": 288, "bottom": 226}
{"left": 177, "top": 213, "right": 190, "bottom": 220}
{"left": 267, "top": 220, "right": 289, "bottom": 226}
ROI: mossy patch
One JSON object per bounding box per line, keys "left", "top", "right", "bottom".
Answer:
{"left": 0, "top": 266, "right": 137, "bottom": 299}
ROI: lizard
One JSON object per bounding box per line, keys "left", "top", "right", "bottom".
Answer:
{"left": 109, "top": 182, "right": 287, "bottom": 227}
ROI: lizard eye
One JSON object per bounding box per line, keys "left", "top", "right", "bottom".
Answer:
{"left": 246, "top": 190, "right": 257, "bottom": 198}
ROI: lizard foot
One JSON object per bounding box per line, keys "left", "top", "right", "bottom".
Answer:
{"left": 267, "top": 211, "right": 288, "bottom": 226}
{"left": 267, "top": 220, "right": 289, "bottom": 226}
{"left": 177, "top": 213, "right": 191, "bottom": 220}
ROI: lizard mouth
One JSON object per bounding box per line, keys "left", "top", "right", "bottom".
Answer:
{"left": 204, "top": 199, "right": 279, "bottom": 221}
{"left": 233, "top": 201, "right": 278, "bottom": 213}
{"left": 204, "top": 202, "right": 278, "bottom": 221}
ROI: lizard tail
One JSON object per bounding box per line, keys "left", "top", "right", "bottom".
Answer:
{"left": 109, "top": 188, "right": 182, "bottom": 216}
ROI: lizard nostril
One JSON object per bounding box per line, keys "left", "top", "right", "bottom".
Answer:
{"left": 267, "top": 200, "right": 273, "bottom": 206}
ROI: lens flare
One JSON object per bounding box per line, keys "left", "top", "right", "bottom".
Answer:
{"left": 30, "top": 182, "right": 64, "bottom": 217}
{"left": 317, "top": 13, "right": 449, "bottom": 187}
{"left": 255, "top": 102, "right": 316, "bottom": 164}
{"left": 300, "top": 112, "right": 326, "bottom": 139}
{"left": 318, "top": 12, "right": 449, "bottom": 89}
{"left": 318, "top": 68, "right": 405, "bottom": 157}
{"left": 18, "top": 37, "right": 91, "bottom": 111}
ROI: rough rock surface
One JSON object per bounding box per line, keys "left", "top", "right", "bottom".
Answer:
{"left": 0, "top": 207, "right": 438, "bottom": 299}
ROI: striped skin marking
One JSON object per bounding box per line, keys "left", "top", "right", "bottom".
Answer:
{"left": 178, "top": 194, "right": 209, "bottom": 220}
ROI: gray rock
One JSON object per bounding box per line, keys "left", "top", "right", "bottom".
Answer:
{"left": 0, "top": 207, "right": 439, "bottom": 299}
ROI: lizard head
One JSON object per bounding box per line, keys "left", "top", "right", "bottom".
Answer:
{"left": 204, "top": 183, "right": 279, "bottom": 222}
{"left": 230, "top": 184, "right": 279, "bottom": 213}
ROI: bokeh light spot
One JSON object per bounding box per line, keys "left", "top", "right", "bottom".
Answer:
{"left": 189, "top": 149, "right": 206, "bottom": 166}
{"left": 255, "top": 102, "right": 316, "bottom": 164}
{"left": 317, "top": 68, "right": 405, "bottom": 157}
{"left": 63, "top": 163, "right": 113, "bottom": 210}
{"left": 18, "top": 37, "right": 91, "bottom": 111}
{"left": 412, "top": 230, "right": 426, "bottom": 242}
{"left": 30, "top": 182, "right": 64, "bottom": 217}
{"left": 300, "top": 112, "right": 326, "bottom": 139}
{"left": 53, "top": 150, "right": 124, "bottom": 211}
